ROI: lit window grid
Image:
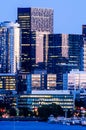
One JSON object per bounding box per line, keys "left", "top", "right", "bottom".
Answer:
{"left": 18, "top": 94, "right": 74, "bottom": 111}
{"left": 68, "top": 72, "right": 86, "bottom": 90}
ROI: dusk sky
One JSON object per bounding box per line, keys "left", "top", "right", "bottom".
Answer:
{"left": 1, "top": 0, "right": 86, "bottom": 34}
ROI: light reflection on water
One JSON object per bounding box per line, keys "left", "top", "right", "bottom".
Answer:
{"left": 0, "top": 121, "right": 86, "bottom": 130}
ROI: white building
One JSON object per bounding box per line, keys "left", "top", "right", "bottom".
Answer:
{"left": 63, "top": 69, "right": 86, "bottom": 90}
{"left": 0, "top": 21, "right": 21, "bottom": 73}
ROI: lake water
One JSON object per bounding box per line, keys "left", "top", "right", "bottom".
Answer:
{"left": 0, "top": 121, "right": 86, "bottom": 130}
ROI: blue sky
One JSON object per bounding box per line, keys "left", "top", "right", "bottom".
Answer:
{"left": 0, "top": 0, "right": 86, "bottom": 34}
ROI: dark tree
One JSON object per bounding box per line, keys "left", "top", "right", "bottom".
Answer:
{"left": 38, "top": 105, "right": 50, "bottom": 120}
{"left": 38, "top": 103, "right": 64, "bottom": 121}
{"left": 75, "top": 98, "right": 85, "bottom": 108}
{"left": 67, "top": 109, "right": 72, "bottom": 118}
{"left": 19, "top": 107, "right": 32, "bottom": 117}
{"left": 9, "top": 107, "right": 17, "bottom": 116}
{"left": 49, "top": 103, "right": 64, "bottom": 117}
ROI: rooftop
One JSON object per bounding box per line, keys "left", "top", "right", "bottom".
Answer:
{"left": 31, "top": 90, "right": 71, "bottom": 95}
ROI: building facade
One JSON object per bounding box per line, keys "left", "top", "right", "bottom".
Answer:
{"left": 17, "top": 90, "right": 74, "bottom": 112}
{"left": 17, "top": 7, "right": 53, "bottom": 72}
{"left": 27, "top": 69, "right": 57, "bottom": 90}
{"left": 44, "top": 34, "right": 83, "bottom": 89}
{"left": 0, "top": 73, "right": 17, "bottom": 91}
{"left": 0, "top": 21, "right": 21, "bottom": 73}
{"left": 63, "top": 69, "right": 86, "bottom": 90}
{"left": 82, "top": 25, "right": 86, "bottom": 71}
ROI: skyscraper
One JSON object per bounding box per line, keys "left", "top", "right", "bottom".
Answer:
{"left": 82, "top": 25, "right": 86, "bottom": 38}
{"left": 82, "top": 25, "right": 86, "bottom": 71}
{"left": 0, "top": 21, "right": 21, "bottom": 73}
{"left": 44, "top": 34, "right": 83, "bottom": 89}
{"left": 17, "top": 7, "right": 53, "bottom": 72}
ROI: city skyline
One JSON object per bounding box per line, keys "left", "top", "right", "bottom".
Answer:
{"left": 0, "top": 5, "right": 85, "bottom": 91}
{"left": 0, "top": 0, "right": 86, "bottom": 34}
{"left": 0, "top": 1, "right": 86, "bottom": 123}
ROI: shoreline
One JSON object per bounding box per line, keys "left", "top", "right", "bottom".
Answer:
{"left": 0, "top": 117, "right": 39, "bottom": 121}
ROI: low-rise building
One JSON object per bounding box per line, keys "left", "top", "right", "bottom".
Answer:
{"left": 63, "top": 69, "right": 86, "bottom": 90}
{"left": 17, "top": 90, "right": 74, "bottom": 112}
{"left": 0, "top": 73, "right": 17, "bottom": 91}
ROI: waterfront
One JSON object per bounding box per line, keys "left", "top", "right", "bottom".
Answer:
{"left": 0, "top": 121, "right": 86, "bottom": 130}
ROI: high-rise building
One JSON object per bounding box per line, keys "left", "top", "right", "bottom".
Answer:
{"left": 17, "top": 7, "right": 53, "bottom": 72}
{"left": 82, "top": 25, "right": 86, "bottom": 71}
{"left": 44, "top": 34, "right": 83, "bottom": 89}
{"left": 82, "top": 25, "right": 86, "bottom": 38}
{"left": 0, "top": 21, "right": 21, "bottom": 73}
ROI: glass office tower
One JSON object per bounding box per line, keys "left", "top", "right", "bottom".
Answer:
{"left": 82, "top": 25, "right": 86, "bottom": 71}
{"left": 44, "top": 34, "right": 83, "bottom": 89}
{"left": 0, "top": 21, "right": 21, "bottom": 73}
{"left": 17, "top": 7, "right": 53, "bottom": 72}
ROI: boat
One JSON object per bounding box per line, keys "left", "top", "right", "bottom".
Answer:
{"left": 48, "top": 115, "right": 57, "bottom": 123}
{"left": 80, "top": 118, "right": 86, "bottom": 126}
